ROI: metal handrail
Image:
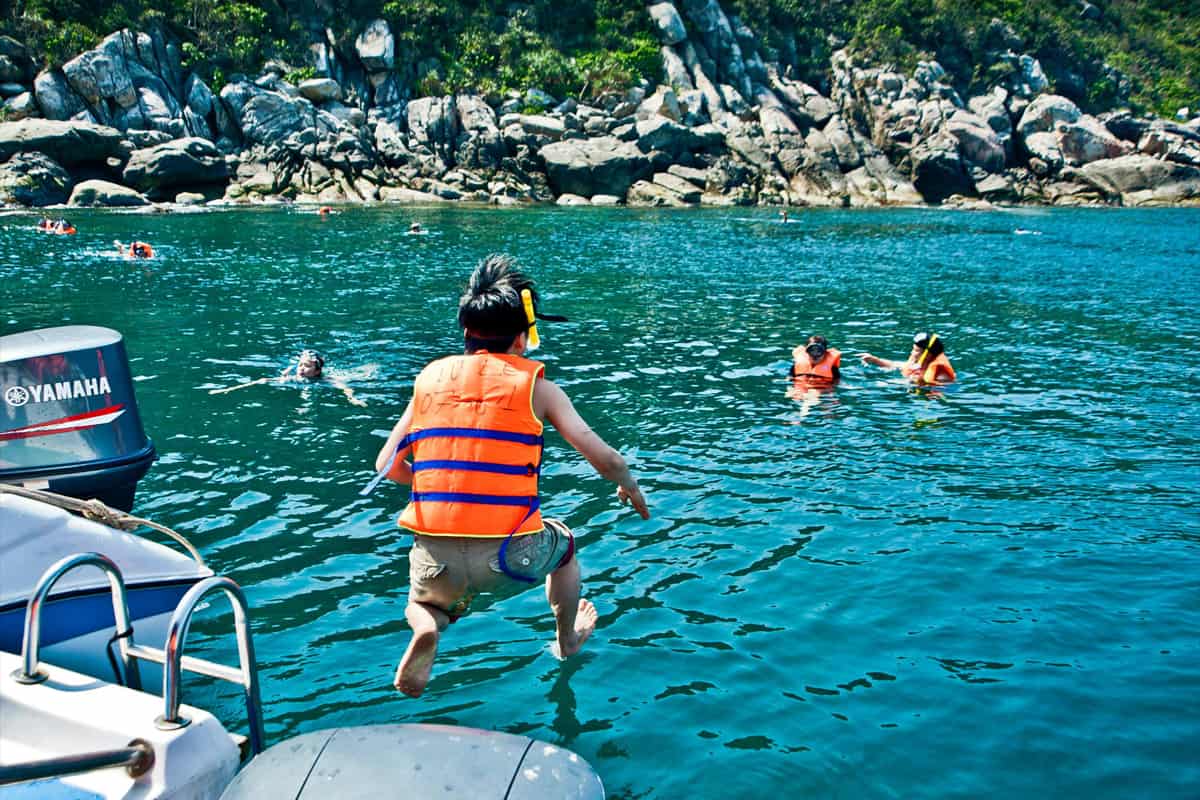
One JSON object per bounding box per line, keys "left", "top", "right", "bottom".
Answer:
{"left": 10, "top": 553, "right": 141, "bottom": 690}
{"left": 0, "top": 739, "right": 154, "bottom": 786}
{"left": 10, "top": 558, "right": 266, "bottom": 758}
{"left": 142, "top": 576, "right": 266, "bottom": 756}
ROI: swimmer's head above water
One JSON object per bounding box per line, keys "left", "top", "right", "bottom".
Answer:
{"left": 297, "top": 349, "right": 325, "bottom": 379}
{"left": 804, "top": 335, "right": 829, "bottom": 362}
{"left": 911, "top": 332, "right": 945, "bottom": 365}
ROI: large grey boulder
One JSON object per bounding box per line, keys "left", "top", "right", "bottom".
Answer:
{"left": 539, "top": 136, "right": 653, "bottom": 197}
{"left": 222, "top": 83, "right": 309, "bottom": 145}
{"left": 182, "top": 73, "right": 216, "bottom": 140}
{"left": 946, "top": 110, "right": 1007, "bottom": 172}
{"left": 356, "top": 19, "right": 395, "bottom": 73}
{"left": 299, "top": 78, "right": 342, "bottom": 104}
{"left": 33, "top": 70, "right": 87, "bottom": 120}
{"left": 822, "top": 115, "right": 862, "bottom": 171}
{"left": 68, "top": 178, "right": 148, "bottom": 206}
{"left": 0, "top": 152, "right": 72, "bottom": 206}
{"left": 911, "top": 133, "right": 973, "bottom": 202}
{"left": 1079, "top": 154, "right": 1200, "bottom": 206}
{"left": 1016, "top": 94, "right": 1080, "bottom": 140}
{"left": 2, "top": 91, "right": 38, "bottom": 121}
{"left": 662, "top": 47, "right": 693, "bottom": 92}
{"left": 627, "top": 178, "right": 691, "bottom": 206}
{"left": 62, "top": 42, "right": 136, "bottom": 111}
{"left": 648, "top": 3, "right": 688, "bottom": 45}
{"left": 635, "top": 116, "right": 709, "bottom": 157}
{"left": 407, "top": 96, "right": 458, "bottom": 165}
{"left": 122, "top": 137, "right": 229, "bottom": 198}
{"left": 1024, "top": 131, "right": 1064, "bottom": 173}
{"left": 1057, "top": 116, "right": 1131, "bottom": 166}
{"left": 0, "top": 119, "right": 125, "bottom": 165}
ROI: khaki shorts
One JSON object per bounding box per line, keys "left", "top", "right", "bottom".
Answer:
{"left": 407, "top": 518, "right": 575, "bottom": 619}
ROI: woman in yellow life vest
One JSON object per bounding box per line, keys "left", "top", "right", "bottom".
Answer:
{"left": 367, "top": 254, "right": 649, "bottom": 698}
{"left": 790, "top": 335, "right": 841, "bottom": 387}
{"left": 859, "top": 331, "right": 957, "bottom": 385}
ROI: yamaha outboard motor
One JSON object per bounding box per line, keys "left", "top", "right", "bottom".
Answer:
{"left": 0, "top": 326, "right": 156, "bottom": 511}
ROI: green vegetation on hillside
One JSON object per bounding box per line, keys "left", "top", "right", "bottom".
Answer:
{"left": 2, "top": 0, "right": 1196, "bottom": 115}
{"left": 729, "top": 0, "right": 1199, "bottom": 115}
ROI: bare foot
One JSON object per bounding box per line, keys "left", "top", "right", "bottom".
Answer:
{"left": 394, "top": 628, "right": 438, "bottom": 698}
{"left": 554, "top": 599, "right": 598, "bottom": 660}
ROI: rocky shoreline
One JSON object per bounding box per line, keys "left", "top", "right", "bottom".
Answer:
{"left": 1, "top": 2, "right": 1199, "bottom": 211}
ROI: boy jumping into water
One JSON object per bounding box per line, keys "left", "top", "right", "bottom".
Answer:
{"left": 369, "top": 254, "right": 649, "bottom": 697}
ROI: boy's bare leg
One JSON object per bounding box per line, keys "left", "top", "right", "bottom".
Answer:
{"left": 395, "top": 599, "right": 449, "bottom": 697}
{"left": 546, "top": 555, "right": 597, "bottom": 659}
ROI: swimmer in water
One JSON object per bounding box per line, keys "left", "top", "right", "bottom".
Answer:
{"left": 209, "top": 349, "right": 367, "bottom": 406}
{"left": 859, "top": 332, "right": 957, "bottom": 385}
{"left": 114, "top": 240, "right": 154, "bottom": 258}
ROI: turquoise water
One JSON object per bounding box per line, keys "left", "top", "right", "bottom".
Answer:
{"left": 2, "top": 205, "right": 1198, "bottom": 798}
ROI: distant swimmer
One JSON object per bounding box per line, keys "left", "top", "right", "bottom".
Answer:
{"left": 790, "top": 335, "right": 840, "bottom": 386}
{"left": 408, "top": 222, "right": 425, "bottom": 234}
{"left": 363, "top": 253, "right": 649, "bottom": 698}
{"left": 114, "top": 240, "right": 154, "bottom": 259}
{"left": 779, "top": 209, "right": 789, "bottom": 223}
{"left": 319, "top": 206, "right": 332, "bottom": 216}
{"left": 860, "top": 331, "right": 957, "bottom": 385}
{"left": 39, "top": 218, "right": 76, "bottom": 234}
{"left": 208, "top": 348, "right": 367, "bottom": 406}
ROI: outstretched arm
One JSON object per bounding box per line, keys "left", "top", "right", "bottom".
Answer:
{"left": 375, "top": 400, "right": 415, "bottom": 484}
{"left": 858, "top": 352, "right": 906, "bottom": 370}
{"left": 535, "top": 378, "right": 649, "bottom": 519}
{"left": 208, "top": 376, "right": 274, "bottom": 394}
{"left": 331, "top": 376, "right": 367, "bottom": 407}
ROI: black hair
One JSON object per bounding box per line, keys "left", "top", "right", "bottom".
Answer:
{"left": 912, "top": 332, "right": 946, "bottom": 363}
{"left": 459, "top": 254, "right": 537, "bottom": 353}
{"left": 300, "top": 349, "right": 325, "bottom": 368}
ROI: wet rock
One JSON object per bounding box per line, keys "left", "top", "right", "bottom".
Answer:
{"left": 122, "top": 136, "right": 229, "bottom": 199}
{"left": 627, "top": 178, "right": 689, "bottom": 206}
{"left": 68, "top": 178, "right": 148, "bottom": 206}
{"left": 539, "top": 136, "right": 652, "bottom": 197}
{"left": 1079, "top": 154, "right": 1200, "bottom": 206}
{"left": 0, "top": 151, "right": 72, "bottom": 205}
{"left": 0, "top": 118, "right": 125, "bottom": 165}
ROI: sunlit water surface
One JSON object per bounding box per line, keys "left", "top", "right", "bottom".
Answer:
{"left": 2, "top": 205, "right": 1198, "bottom": 798}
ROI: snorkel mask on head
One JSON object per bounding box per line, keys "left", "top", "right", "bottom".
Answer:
{"left": 520, "top": 288, "right": 569, "bottom": 351}
{"left": 805, "top": 340, "right": 828, "bottom": 361}
{"left": 913, "top": 333, "right": 937, "bottom": 366}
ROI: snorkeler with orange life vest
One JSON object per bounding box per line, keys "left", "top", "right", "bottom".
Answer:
{"left": 362, "top": 253, "right": 649, "bottom": 698}
{"left": 859, "top": 331, "right": 957, "bottom": 385}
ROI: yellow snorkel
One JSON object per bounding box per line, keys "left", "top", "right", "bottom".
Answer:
{"left": 918, "top": 333, "right": 939, "bottom": 384}
{"left": 521, "top": 288, "right": 540, "bottom": 350}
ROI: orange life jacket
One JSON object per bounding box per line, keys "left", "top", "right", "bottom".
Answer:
{"left": 129, "top": 242, "right": 153, "bottom": 258}
{"left": 906, "top": 353, "right": 956, "bottom": 384}
{"left": 397, "top": 352, "right": 545, "bottom": 537}
{"left": 792, "top": 348, "right": 841, "bottom": 384}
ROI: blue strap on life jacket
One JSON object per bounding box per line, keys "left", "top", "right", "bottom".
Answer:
{"left": 360, "top": 428, "right": 545, "bottom": 496}
{"left": 497, "top": 499, "right": 542, "bottom": 584}
{"left": 360, "top": 427, "right": 544, "bottom": 583}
